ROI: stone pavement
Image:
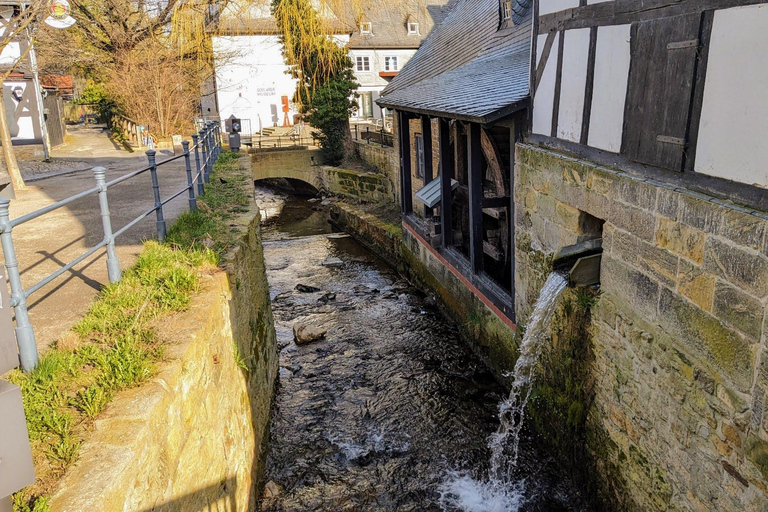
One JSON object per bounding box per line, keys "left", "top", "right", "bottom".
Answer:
{"left": 3, "top": 124, "right": 194, "bottom": 353}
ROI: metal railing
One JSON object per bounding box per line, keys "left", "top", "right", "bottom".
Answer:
{"left": 0, "top": 121, "right": 223, "bottom": 372}
{"left": 353, "top": 124, "right": 394, "bottom": 147}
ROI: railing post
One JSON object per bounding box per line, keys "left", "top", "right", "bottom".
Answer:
{"left": 192, "top": 133, "right": 204, "bottom": 196}
{"left": 182, "top": 140, "right": 197, "bottom": 212}
{"left": 367, "top": 126, "right": 371, "bottom": 144}
{"left": 215, "top": 123, "right": 221, "bottom": 158}
{"left": 0, "top": 199, "right": 37, "bottom": 372}
{"left": 93, "top": 167, "right": 121, "bottom": 283}
{"left": 199, "top": 128, "right": 210, "bottom": 184}
{"left": 146, "top": 150, "right": 166, "bottom": 242}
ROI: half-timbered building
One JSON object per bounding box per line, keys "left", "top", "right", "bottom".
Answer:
{"left": 379, "top": 0, "right": 768, "bottom": 509}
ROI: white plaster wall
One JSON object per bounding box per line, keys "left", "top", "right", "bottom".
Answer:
{"left": 539, "top": 0, "right": 580, "bottom": 16}
{"left": 212, "top": 35, "right": 299, "bottom": 133}
{"left": 557, "top": 28, "right": 590, "bottom": 143}
{"left": 0, "top": 7, "right": 21, "bottom": 67}
{"left": 533, "top": 32, "right": 559, "bottom": 136}
{"left": 588, "top": 24, "right": 631, "bottom": 153}
{"left": 695, "top": 4, "right": 768, "bottom": 188}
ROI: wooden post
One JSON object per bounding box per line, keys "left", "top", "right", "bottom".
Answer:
{"left": 398, "top": 111, "right": 413, "bottom": 214}
{"left": 467, "top": 123, "right": 484, "bottom": 274}
{"left": 422, "top": 115, "right": 433, "bottom": 218}
{"left": 439, "top": 118, "right": 453, "bottom": 248}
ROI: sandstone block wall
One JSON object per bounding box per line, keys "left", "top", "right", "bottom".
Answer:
{"left": 51, "top": 206, "right": 278, "bottom": 512}
{"left": 354, "top": 141, "right": 400, "bottom": 206}
{"left": 515, "top": 143, "right": 768, "bottom": 511}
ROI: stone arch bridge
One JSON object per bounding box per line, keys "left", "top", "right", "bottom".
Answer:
{"left": 250, "top": 148, "right": 394, "bottom": 204}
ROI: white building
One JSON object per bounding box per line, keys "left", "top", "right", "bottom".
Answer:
{"left": 205, "top": 1, "right": 453, "bottom": 134}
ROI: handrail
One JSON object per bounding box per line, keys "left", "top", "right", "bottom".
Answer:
{"left": 0, "top": 121, "right": 222, "bottom": 372}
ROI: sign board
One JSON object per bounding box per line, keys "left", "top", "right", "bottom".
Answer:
{"left": 0, "top": 268, "right": 16, "bottom": 375}
{"left": 0, "top": 381, "right": 35, "bottom": 499}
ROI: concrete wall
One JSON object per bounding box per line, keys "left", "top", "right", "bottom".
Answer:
{"left": 50, "top": 207, "right": 278, "bottom": 511}
{"left": 251, "top": 148, "right": 394, "bottom": 204}
{"left": 515, "top": 143, "right": 768, "bottom": 511}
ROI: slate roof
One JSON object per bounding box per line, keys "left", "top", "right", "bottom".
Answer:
{"left": 378, "top": 0, "right": 533, "bottom": 123}
{"left": 215, "top": 0, "right": 455, "bottom": 47}
{"left": 343, "top": 0, "right": 458, "bottom": 49}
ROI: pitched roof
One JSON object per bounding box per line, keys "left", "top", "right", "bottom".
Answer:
{"left": 378, "top": 0, "right": 533, "bottom": 123}
{"left": 343, "top": 0, "right": 457, "bottom": 49}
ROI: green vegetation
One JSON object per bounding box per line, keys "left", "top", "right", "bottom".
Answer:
{"left": 10, "top": 151, "right": 248, "bottom": 512}
{"left": 272, "top": 0, "right": 359, "bottom": 165}
{"left": 167, "top": 152, "right": 250, "bottom": 254}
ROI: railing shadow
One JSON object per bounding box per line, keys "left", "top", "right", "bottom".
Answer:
{"left": 137, "top": 478, "right": 238, "bottom": 512}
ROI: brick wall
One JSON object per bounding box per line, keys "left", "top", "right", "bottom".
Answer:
{"left": 515, "top": 143, "right": 768, "bottom": 511}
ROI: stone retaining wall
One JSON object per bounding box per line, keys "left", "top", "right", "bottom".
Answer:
{"left": 330, "top": 203, "right": 519, "bottom": 385}
{"left": 51, "top": 205, "right": 278, "bottom": 511}
{"left": 354, "top": 141, "right": 400, "bottom": 205}
{"left": 516, "top": 143, "right": 768, "bottom": 511}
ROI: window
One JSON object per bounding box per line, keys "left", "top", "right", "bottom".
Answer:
{"left": 360, "top": 22, "right": 372, "bottom": 34}
{"left": 355, "top": 56, "right": 370, "bottom": 72}
{"left": 361, "top": 92, "right": 373, "bottom": 118}
{"left": 415, "top": 134, "right": 425, "bottom": 179}
{"left": 502, "top": 0, "right": 512, "bottom": 20}
{"left": 384, "top": 56, "right": 399, "bottom": 71}
{"left": 408, "top": 22, "right": 419, "bottom": 35}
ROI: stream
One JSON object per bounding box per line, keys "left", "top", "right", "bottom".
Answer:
{"left": 256, "top": 186, "right": 588, "bottom": 512}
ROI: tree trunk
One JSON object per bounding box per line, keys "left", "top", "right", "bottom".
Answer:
{"left": 0, "top": 94, "right": 24, "bottom": 191}
{"left": 341, "top": 118, "right": 355, "bottom": 164}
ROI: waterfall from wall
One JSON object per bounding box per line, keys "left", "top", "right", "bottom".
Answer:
{"left": 440, "top": 272, "right": 569, "bottom": 511}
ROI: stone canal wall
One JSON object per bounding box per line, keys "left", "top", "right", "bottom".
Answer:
{"left": 329, "top": 204, "right": 519, "bottom": 385}
{"left": 354, "top": 140, "right": 400, "bottom": 206}
{"left": 516, "top": 143, "right": 768, "bottom": 511}
{"left": 51, "top": 207, "right": 278, "bottom": 511}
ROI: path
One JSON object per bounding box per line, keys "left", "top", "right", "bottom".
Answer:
{"left": 3, "top": 124, "right": 193, "bottom": 354}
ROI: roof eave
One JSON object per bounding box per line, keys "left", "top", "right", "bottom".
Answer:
{"left": 376, "top": 97, "right": 530, "bottom": 126}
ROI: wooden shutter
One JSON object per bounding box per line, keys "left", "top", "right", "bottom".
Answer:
{"left": 622, "top": 13, "right": 701, "bottom": 171}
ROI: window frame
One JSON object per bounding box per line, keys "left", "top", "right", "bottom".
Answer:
{"left": 501, "top": 0, "right": 512, "bottom": 21}
{"left": 384, "top": 56, "right": 399, "bottom": 72}
{"left": 360, "top": 22, "right": 372, "bottom": 34}
{"left": 355, "top": 55, "right": 370, "bottom": 72}
{"left": 408, "top": 22, "right": 419, "bottom": 35}
{"left": 415, "top": 133, "right": 425, "bottom": 180}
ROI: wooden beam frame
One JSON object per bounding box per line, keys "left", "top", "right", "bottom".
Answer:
{"left": 422, "top": 115, "right": 434, "bottom": 217}
{"left": 580, "top": 27, "right": 598, "bottom": 145}
{"left": 551, "top": 29, "right": 565, "bottom": 138}
{"left": 439, "top": 118, "right": 454, "bottom": 248}
{"left": 538, "top": 0, "right": 765, "bottom": 32}
{"left": 683, "top": 10, "right": 714, "bottom": 173}
{"left": 467, "top": 123, "right": 484, "bottom": 274}
{"left": 398, "top": 110, "right": 413, "bottom": 214}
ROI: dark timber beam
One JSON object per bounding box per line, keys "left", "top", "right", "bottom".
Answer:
{"left": 439, "top": 118, "right": 453, "bottom": 248}
{"left": 398, "top": 110, "right": 413, "bottom": 214}
{"left": 422, "top": 115, "right": 434, "bottom": 218}
{"left": 467, "top": 123, "right": 484, "bottom": 274}
{"left": 538, "top": 0, "right": 765, "bottom": 32}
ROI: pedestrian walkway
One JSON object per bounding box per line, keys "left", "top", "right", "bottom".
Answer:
{"left": 4, "top": 124, "right": 193, "bottom": 353}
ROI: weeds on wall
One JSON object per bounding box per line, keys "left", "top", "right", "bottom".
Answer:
{"left": 9, "top": 151, "right": 248, "bottom": 512}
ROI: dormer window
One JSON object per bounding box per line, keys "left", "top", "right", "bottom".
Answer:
{"left": 501, "top": 0, "right": 512, "bottom": 20}
{"left": 408, "top": 21, "right": 419, "bottom": 35}
{"left": 360, "top": 22, "right": 372, "bottom": 34}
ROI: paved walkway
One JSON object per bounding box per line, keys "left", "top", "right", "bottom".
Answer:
{"left": 4, "top": 124, "right": 193, "bottom": 353}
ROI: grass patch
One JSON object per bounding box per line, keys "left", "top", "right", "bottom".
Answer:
{"left": 10, "top": 150, "right": 249, "bottom": 511}
{"left": 166, "top": 151, "right": 249, "bottom": 255}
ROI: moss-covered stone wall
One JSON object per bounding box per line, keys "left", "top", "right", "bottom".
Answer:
{"left": 50, "top": 206, "right": 278, "bottom": 511}
{"left": 516, "top": 143, "right": 768, "bottom": 511}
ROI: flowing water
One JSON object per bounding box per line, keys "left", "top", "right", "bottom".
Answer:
{"left": 256, "top": 186, "right": 587, "bottom": 512}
